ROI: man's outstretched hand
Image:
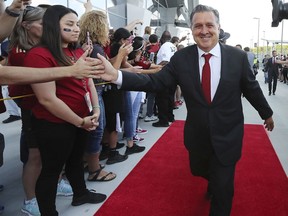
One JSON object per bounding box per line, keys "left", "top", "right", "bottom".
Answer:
{"left": 97, "top": 53, "right": 119, "bottom": 82}
{"left": 71, "top": 50, "right": 105, "bottom": 79}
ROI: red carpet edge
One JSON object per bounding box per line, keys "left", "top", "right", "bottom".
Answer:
{"left": 95, "top": 121, "right": 288, "bottom": 216}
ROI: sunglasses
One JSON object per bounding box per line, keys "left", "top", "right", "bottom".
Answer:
{"left": 23, "top": 6, "right": 36, "bottom": 19}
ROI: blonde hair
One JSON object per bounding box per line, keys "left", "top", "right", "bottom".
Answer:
{"left": 9, "top": 7, "right": 45, "bottom": 51}
{"left": 79, "top": 10, "right": 109, "bottom": 46}
{"left": 144, "top": 26, "right": 151, "bottom": 35}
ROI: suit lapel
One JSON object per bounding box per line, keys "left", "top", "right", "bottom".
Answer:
{"left": 189, "top": 46, "right": 207, "bottom": 103}
{"left": 191, "top": 46, "right": 201, "bottom": 89}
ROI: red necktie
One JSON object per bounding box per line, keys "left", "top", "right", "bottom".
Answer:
{"left": 202, "top": 53, "right": 212, "bottom": 104}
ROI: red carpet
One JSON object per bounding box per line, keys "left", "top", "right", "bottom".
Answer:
{"left": 95, "top": 121, "right": 288, "bottom": 216}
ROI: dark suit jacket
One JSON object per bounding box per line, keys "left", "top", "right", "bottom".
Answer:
{"left": 120, "top": 43, "right": 273, "bottom": 166}
{"left": 266, "top": 57, "right": 279, "bottom": 77}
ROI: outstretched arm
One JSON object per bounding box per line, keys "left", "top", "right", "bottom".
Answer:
{"left": 97, "top": 53, "right": 119, "bottom": 82}
{"left": 125, "top": 19, "right": 143, "bottom": 32}
{"left": 0, "top": 0, "right": 29, "bottom": 42}
{"left": 0, "top": 50, "right": 105, "bottom": 85}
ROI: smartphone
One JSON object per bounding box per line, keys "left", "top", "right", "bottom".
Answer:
{"left": 127, "top": 35, "right": 134, "bottom": 44}
{"left": 86, "top": 32, "right": 90, "bottom": 45}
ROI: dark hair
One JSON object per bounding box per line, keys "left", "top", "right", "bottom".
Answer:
{"left": 40, "top": 5, "right": 78, "bottom": 66}
{"left": 190, "top": 4, "right": 220, "bottom": 26}
{"left": 236, "top": 44, "right": 242, "bottom": 49}
{"left": 171, "top": 36, "right": 179, "bottom": 44}
{"left": 128, "top": 36, "right": 144, "bottom": 60}
{"left": 149, "top": 34, "right": 158, "bottom": 43}
{"left": 132, "top": 36, "right": 144, "bottom": 51}
{"left": 159, "top": 30, "right": 171, "bottom": 45}
{"left": 110, "top": 27, "right": 131, "bottom": 58}
{"left": 112, "top": 27, "right": 131, "bottom": 43}
{"left": 244, "top": 47, "right": 250, "bottom": 52}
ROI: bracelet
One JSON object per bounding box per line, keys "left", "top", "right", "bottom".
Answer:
{"left": 77, "top": 118, "right": 85, "bottom": 128}
{"left": 92, "top": 105, "right": 100, "bottom": 109}
{"left": 5, "top": 7, "right": 20, "bottom": 17}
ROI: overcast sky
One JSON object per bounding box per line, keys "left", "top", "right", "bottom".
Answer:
{"left": 199, "top": 0, "right": 287, "bottom": 48}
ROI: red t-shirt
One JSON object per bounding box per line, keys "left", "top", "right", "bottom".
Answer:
{"left": 23, "top": 47, "right": 91, "bottom": 123}
{"left": 8, "top": 47, "right": 36, "bottom": 110}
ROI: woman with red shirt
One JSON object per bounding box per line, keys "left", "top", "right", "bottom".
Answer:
{"left": 23, "top": 5, "right": 106, "bottom": 216}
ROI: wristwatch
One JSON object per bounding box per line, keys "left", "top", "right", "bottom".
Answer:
{"left": 5, "top": 7, "right": 20, "bottom": 17}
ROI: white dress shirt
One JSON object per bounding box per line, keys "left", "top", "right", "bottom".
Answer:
{"left": 197, "top": 43, "right": 221, "bottom": 100}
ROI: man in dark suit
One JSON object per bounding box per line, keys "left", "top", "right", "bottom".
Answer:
{"left": 97, "top": 4, "right": 274, "bottom": 216}
{"left": 265, "top": 50, "right": 280, "bottom": 95}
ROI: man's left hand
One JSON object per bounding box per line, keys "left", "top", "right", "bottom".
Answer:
{"left": 264, "top": 117, "right": 274, "bottom": 131}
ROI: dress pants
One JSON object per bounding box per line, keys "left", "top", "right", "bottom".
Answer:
{"left": 189, "top": 149, "right": 236, "bottom": 216}
{"left": 268, "top": 71, "right": 278, "bottom": 94}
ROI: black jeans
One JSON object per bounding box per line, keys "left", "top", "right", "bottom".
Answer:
{"left": 33, "top": 118, "right": 88, "bottom": 216}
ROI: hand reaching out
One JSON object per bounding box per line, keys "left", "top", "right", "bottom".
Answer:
{"left": 97, "top": 53, "right": 119, "bottom": 82}
{"left": 84, "top": 0, "right": 93, "bottom": 13}
{"left": 71, "top": 50, "right": 105, "bottom": 79}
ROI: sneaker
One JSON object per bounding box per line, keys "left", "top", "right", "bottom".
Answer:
{"left": 125, "top": 144, "right": 145, "bottom": 155}
{"left": 136, "top": 127, "right": 148, "bottom": 134}
{"left": 71, "top": 189, "right": 106, "bottom": 206}
{"left": 144, "top": 115, "right": 158, "bottom": 122}
{"left": 57, "top": 179, "right": 73, "bottom": 196}
{"left": 2, "top": 115, "right": 21, "bottom": 124}
{"left": 133, "top": 135, "right": 144, "bottom": 143}
{"left": 106, "top": 150, "right": 128, "bottom": 165}
{"left": 21, "top": 198, "right": 40, "bottom": 216}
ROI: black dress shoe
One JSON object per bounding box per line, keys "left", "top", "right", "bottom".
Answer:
{"left": 268, "top": 92, "right": 271, "bottom": 96}
{"left": 2, "top": 115, "right": 21, "bottom": 124}
{"left": 273, "top": 92, "right": 275, "bottom": 95}
{"left": 152, "top": 121, "right": 169, "bottom": 127}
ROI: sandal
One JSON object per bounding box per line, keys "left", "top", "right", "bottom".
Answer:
{"left": 84, "top": 162, "right": 105, "bottom": 172}
{"left": 87, "top": 167, "right": 116, "bottom": 182}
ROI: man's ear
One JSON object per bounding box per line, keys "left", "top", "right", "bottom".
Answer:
{"left": 21, "top": 21, "right": 31, "bottom": 30}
